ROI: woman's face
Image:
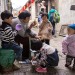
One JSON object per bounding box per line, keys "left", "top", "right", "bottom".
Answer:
{"left": 67, "top": 27, "right": 75, "bottom": 35}
{"left": 23, "top": 17, "right": 30, "bottom": 23}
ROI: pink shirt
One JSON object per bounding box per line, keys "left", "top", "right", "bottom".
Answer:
{"left": 62, "top": 34, "right": 75, "bottom": 57}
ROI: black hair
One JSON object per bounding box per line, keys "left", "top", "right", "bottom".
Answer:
{"left": 18, "top": 10, "right": 31, "bottom": 19}
{"left": 41, "top": 8, "right": 44, "bottom": 12}
{"left": 1, "top": 10, "right": 13, "bottom": 20}
{"left": 41, "top": 12, "right": 48, "bottom": 19}
{"left": 39, "top": 11, "right": 43, "bottom": 15}
{"left": 51, "top": 6, "right": 55, "bottom": 9}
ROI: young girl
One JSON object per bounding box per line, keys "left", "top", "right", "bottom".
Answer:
{"left": 31, "top": 43, "right": 59, "bottom": 72}
{"left": 38, "top": 12, "right": 53, "bottom": 44}
{"left": 62, "top": 24, "right": 75, "bottom": 70}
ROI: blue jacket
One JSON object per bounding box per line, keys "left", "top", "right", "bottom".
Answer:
{"left": 48, "top": 9, "right": 56, "bottom": 20}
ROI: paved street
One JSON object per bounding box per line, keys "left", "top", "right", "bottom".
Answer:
{"left": 0, "top": 0, "right": 75, "bottom": 74}
{"left": 0, "top": 27, "right": 75, "bottom": 75}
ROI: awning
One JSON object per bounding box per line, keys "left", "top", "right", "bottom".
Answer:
{"left": 19, "top": 0, "right": 35, "bottom": 14}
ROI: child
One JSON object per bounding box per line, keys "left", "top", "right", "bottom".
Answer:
{"left": 38, "top": 12, "right": 53, "bottom": 45}
{"left": 38, "top": 11, "right": 43, "bottom": 24}
{"left": 31, "top": 43, "right": 59, "bottom": 72}
{"left": 62, "top": 24, "right": 75, "bottom": 70}
{"left": 0, "top": 10, "right": 23, "bottom": 65}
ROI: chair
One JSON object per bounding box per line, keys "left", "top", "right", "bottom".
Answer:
{"left": 59, "top": 24, "right": 68, "bottom": 37}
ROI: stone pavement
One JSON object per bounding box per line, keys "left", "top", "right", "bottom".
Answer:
{"left": 0, "top": 27, "right": 75, "bottom": 75}
{"left": 0, "top": 35, "right": 75, "bottom": 75}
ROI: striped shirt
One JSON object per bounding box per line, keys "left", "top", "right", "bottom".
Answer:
{"left": 0, "top": 22, "right": 15, "bottom": 43}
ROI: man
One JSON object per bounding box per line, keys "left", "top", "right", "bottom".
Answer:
{"left": 12, "top": 10, "right": 40, "bottom": 63}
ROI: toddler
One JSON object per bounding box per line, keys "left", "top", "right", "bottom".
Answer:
{"left": 62, "top": 24, "right": 75, "bottom": 70}
{"left": 31, "top": 43, "right": 59, "bottom": 72}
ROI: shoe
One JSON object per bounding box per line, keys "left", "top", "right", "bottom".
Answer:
{"left": 53, "top": 35, "right": 57, "bottom": 38}
{"left": 14, "top": 60, "right": 21, "bottom": 68}
{"left": 72, "top": 66, "right": 75, "bottom": 71}
{"left": 22, "top": 59, "right": 31, "bottom": 64}
{"left": 65, "top": 64, "right": 69, "bottom": 67}
{"left": 12, "top": 64, "right": 20, "bottom": 71}
{"left": 36, "top": 67, "right": 47, "bottom": 73}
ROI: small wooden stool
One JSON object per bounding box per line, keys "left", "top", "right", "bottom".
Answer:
{"left": 0, "top": 48, "right": 15, "bottom": 70}
{"left": 59, "top": 24, "right": 68, "bottom": 36}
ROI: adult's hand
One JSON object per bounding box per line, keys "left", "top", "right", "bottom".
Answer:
{"left": 35, "top": 35, "right": 41, "bottom": 40}
{"left": 29, "top": 21, "right": 37, "bottom": 29}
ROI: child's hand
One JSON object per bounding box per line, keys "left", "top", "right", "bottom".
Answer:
{"left": 13, "top": 30, "right": 17, "bottom": 36}
{"left": 48, "top": 28, "right": 51, "bottom": 32}
{"left": 29, "top": 20, "right": 37, "bottom": 29}
{"left": 62, "top": 52, "right": 67, "bottom": 55}
{"left": 35, "top": 35, "right": 41, "bottom": 40}
{"left": 32, "top": 56, "right": 36, "bottom": 60}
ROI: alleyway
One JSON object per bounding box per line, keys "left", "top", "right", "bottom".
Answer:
{"left": 0, "top": 0, "right": 75, "bottom": 74}
{"left": 0, "top": 29, "right": 75, "bottom": 75}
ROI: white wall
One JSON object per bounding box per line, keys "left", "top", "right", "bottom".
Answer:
{"left": 1, "top": 0, "right": 5, "bottom": 13}
{"left": 31, "top": 2, "right": 36, "bottom": 20}
{"left": 0, "top": 0, "right": 8, "bottom": 25}
{"left": 0, "top": 0, "right": 8, "bottom": 14}
{"left": 59, "top": 0, "right": 75, "bottom": 25}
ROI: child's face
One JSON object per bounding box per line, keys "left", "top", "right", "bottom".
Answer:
{"left": 67, "top": 27, "right": 75, "bottom": 35}
{"left": 6, "top": 17, "right": 13, "bottom": 25}
{"left": 42, "top": 15, "right": 47, "bottom": 22}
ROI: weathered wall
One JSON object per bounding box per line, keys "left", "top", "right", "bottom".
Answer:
{"left": 30, "top": 2, "right": 36, "bottom": 20}
{"left": 59, "top": 0, "right": 75, "bottom": 25}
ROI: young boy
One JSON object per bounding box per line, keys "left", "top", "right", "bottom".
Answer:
{"left": 38, "top": 11, "right": 43, "bottom": 24}
{"left": 38, "top": 12, "right": 53, "bottom": 44}
{"left": 0, "top": 10, "right": 23, "bottom": 63}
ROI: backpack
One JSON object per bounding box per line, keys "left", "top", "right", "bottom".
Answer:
{"left": 49, "top": 11, "right": 60, "bottom": 23}
{"left": 49, "top": 13, "right": 55, "bottom": 23}
{"left": 54, "top": 11, "right": 60, "bottom": 23}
